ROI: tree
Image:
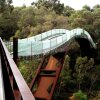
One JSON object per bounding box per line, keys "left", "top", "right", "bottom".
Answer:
{"left": 32, "top": 0, "right": 64, "bottom": 15}
{"left": 93, "top": 8, "right": 100, "bottom": 42}
{"left": 82, "top": 5, "right": 91, "bottom": 11}
{"left": 0, "top": 0, "right": 6, "bottom": 12}
{"left": 73, "top": 90, "right": 87, "bottom": 100}
{"left": 74, "top": 57, "right": 94, "bottom": 90}
{"left": 52, "top": 2, "right": 64, "bottom": 14}
{"left": 0, "top": 0, "right": 12, "bottom": 12}
{"left": 63, "top": 6, "right": 74, "bottom": 16}
{"left": 18, "top": 7, "right": 35, "bottom": 28}
{"left": 69, "top": 10, "right": 95, "bottom": 36}
{"left": 93, "top": 4, "right": 100, "bottom": 10}
{"left": 0, "top": 0, "right": 16, "bottom": 40}
{"left": 0, "top": 11, "right": 18, "bottom": 40}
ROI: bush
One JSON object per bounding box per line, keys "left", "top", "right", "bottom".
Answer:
{"left": 74, "top": 90, "right": 87, "bottom": 100}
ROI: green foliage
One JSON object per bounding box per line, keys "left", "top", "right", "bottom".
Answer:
{"left": 74, "top": 90, "right": 87, "bottom": 100}
{"left": 18, "top": 7, "right": 35, "bottom": 28}
{"left": 14, "top": 30, "right": 21, "bottom": 38}
{"left": 0, "top": 12, "right": 18, "bottom": 40}
{"left": 82, "top": 5, "right": 91, "bottom": 11}
{"left": 0, "top": 0, "right": 12, "bottom": 13}
{"left": 19, "top": 59, "right": 40, "bottom": 84}
{"left": 93, "top": 4, "right": 100, "bottom": 10}
{"left": 75, "top": 57, "right": 95, "bottom": 90}
{"left": 53, "top": 55, "right": 100, "bottom": 100}
{"left": 0, "top": 0, "right": 100, "bottom": 41}
{"left": 63, "top": 6, "right": 74, "bottom": 16}
{"left": 32, "top": 0, "right": 64, "bottom": 14}
{"left": 61, "top": 55, "right": 71, "bottom": 84}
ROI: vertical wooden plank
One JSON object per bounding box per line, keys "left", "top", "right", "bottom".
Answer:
{"left": 13, "top": 38, "right": 18, "bottom": 65}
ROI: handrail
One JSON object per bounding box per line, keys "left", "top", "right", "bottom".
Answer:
{"left": 0, "top": 54, "right": 5, "bottom": 100}
{"left": 0, "top": 37, "right": 35, "bottom": 100}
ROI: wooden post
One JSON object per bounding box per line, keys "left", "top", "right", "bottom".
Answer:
{"left": 13, "top": 38, "right": 19, "bottom": 91}
{"left": 13, "top": 38, "right": 18, "bottom": 65}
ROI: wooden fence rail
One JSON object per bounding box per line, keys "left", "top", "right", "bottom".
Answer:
{"left": 0, "top": 37, "right": 35, "bottom": 100}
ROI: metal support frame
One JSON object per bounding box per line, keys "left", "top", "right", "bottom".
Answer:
{"left": 30, "top": 52, "right": 65, "bottom": 100}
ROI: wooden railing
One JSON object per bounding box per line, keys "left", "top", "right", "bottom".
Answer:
{"left": 0, "top": 37, "right": 35, "bottom": 100}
